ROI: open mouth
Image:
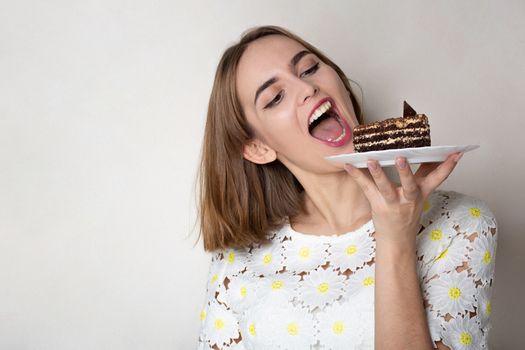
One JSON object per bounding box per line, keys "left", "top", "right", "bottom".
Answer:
{"left": 308, "top": 99, "right": 351, "bottom": 146}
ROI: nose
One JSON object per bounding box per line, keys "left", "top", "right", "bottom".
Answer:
{"left": 297, "top": 79, "right": 319, "bottom": 106}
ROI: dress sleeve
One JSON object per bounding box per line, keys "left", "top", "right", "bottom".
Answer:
{"left": 418, "top": 191, "right": 498, "bottom": 349}
{"left": 197, "top": 251, "right": 245, "bottom": 350}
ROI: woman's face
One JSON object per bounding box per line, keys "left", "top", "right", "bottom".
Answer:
{"left": 236, "top": 34, "right": 359, "bottom": 174}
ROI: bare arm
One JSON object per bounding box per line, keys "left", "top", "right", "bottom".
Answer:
{"left": 344, "top": 152, "right": 463, "bottom": 349}
{"left": 375, "top": 240, "right": 433, "bottom": 349}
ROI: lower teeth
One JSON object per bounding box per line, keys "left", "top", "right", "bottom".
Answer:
{"left": 328, "top": 128, "right": 346, "bottom": 142}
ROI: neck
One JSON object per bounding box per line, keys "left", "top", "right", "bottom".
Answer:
{"left": 290, "top": 169, "right": 372, "bottom": 236}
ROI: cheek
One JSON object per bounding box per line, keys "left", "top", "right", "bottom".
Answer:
{"left": 326, "top": 71, "right": 347, "bottom": 91}
{"left": 261, "top": 114, "right": 304, "bottom": 150}
{"left": 317, "top": 65, "right": 346, "bottom": 90}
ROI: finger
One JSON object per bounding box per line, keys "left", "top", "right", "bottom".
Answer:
{"left": 414, "top": 162, "right": 440, "bottom": 179}
{"left": 420, "top": 152, "right": 463, "bottom": 197}
{"left": 395, "top": 157, "right": 420, "bottom": 202}
{"left": 344, "top": 164, "right": 381, "bottom": 203}
{"left": 367, "top": 159, "right": 397, "bottom": 203}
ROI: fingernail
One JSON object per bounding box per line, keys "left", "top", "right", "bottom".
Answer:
{"left": 368, "top": 160, "right": 378, "bottom": 171}
{"left": 396, "top": 157, "right": 407, "bottom": 169}
{"left": 344, "top": 164, "right": 354, "bottom": 174}
{"left": 454, "top": 152, "right": 464, "bottom": 162}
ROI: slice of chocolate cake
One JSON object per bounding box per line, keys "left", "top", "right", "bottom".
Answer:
{"left": 352, "top": 101, "right": 431, "bottom": 152}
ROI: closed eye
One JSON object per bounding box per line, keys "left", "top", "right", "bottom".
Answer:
{"left": 264, "top": 90, "right": 284, "bottom": 109}
{"left": 264, "top": 62, "right": 320, "bottom": 109}
{"left": 300, "top": 62, "right": 320, "bottom": 78}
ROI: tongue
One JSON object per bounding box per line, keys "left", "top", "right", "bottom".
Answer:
{"left": 310, "top": 115, "right": 343, "bottom": 141}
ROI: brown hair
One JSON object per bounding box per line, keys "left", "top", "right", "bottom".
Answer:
{"left": 198, "top": 25, "right": 363, "bottom": 251}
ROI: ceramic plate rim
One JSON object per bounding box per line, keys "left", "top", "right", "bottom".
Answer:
{"left": 324, "top": 145, "right": 480, "bottom": 168}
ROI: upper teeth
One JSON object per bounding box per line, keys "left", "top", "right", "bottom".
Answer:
{"left": 309, "top": 101, "right": 332, "bottom": 126}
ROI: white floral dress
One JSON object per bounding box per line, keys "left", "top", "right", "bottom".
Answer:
{"left": 197, "top": 190, "right": 498, "bottom": 349}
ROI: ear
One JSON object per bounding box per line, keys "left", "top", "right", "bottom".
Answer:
{"left": 242, "top": 138, "right": 277, "bottom": 164}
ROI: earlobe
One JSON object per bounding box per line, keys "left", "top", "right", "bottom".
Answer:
{"left": 242, "top": 139, "right": 277, "bottom": 164}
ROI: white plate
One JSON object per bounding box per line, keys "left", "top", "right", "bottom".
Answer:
{"left": 324, "top": 145, "right": 480, "bottom": 168}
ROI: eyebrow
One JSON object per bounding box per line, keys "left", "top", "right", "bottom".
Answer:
{"left": 253, "top": 50, "right": 312, "bottom": 106}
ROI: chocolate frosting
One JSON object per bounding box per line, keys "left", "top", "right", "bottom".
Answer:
{"left": 403, "top": 101, "right": 417, "bottom": 117}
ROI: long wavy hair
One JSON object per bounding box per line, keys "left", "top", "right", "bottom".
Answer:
{"left": 198, "top": 25, "right": 363, "bottom": 251}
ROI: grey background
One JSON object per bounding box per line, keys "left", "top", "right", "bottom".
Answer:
{"left": 0, "top": 0, "right": 523, "bottom": 349}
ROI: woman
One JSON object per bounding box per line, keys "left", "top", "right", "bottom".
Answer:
{"left": 197, "top": 25, "right": 497, "bottom": 349}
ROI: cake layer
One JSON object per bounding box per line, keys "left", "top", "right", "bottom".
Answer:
{"left": 354, "top": 126, "right": 429, "bottom": 141}
{"left": 352, "top": 107, "right": 431, "bottom": 152}
{"left": 353, "top": 115, "right": 429, "bottom": 134}
{"left": 354, "top": 137, "right": 430, "bottom": 152}
{"left": 353, "top": 119, "right": 429, "bottom": 136}
{"left": 353, "top": 128, "right": 430, "bottom": 144}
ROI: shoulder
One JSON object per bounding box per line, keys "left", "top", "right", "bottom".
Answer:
{"left": 417, "top": 190, "right": 498, "bottom": 282}
{"left": 204, "top": 226, "right": 285, "bottom": 293}
{"left": 423, "top": 190, "right": 498, "bottom": 233}
{"left": 199, "top": 230, "right": 286, "bottom": 330}
{"left": 206, "top": 246, "right": 252, "bottom": 285}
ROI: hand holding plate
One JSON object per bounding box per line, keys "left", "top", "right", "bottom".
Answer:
{"left": 344, "top": 152, "right": 463, "bottom": 247}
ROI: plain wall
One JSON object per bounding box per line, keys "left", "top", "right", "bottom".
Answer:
{"left": 1, "top": 0, "right": 523, "bottom": 349}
